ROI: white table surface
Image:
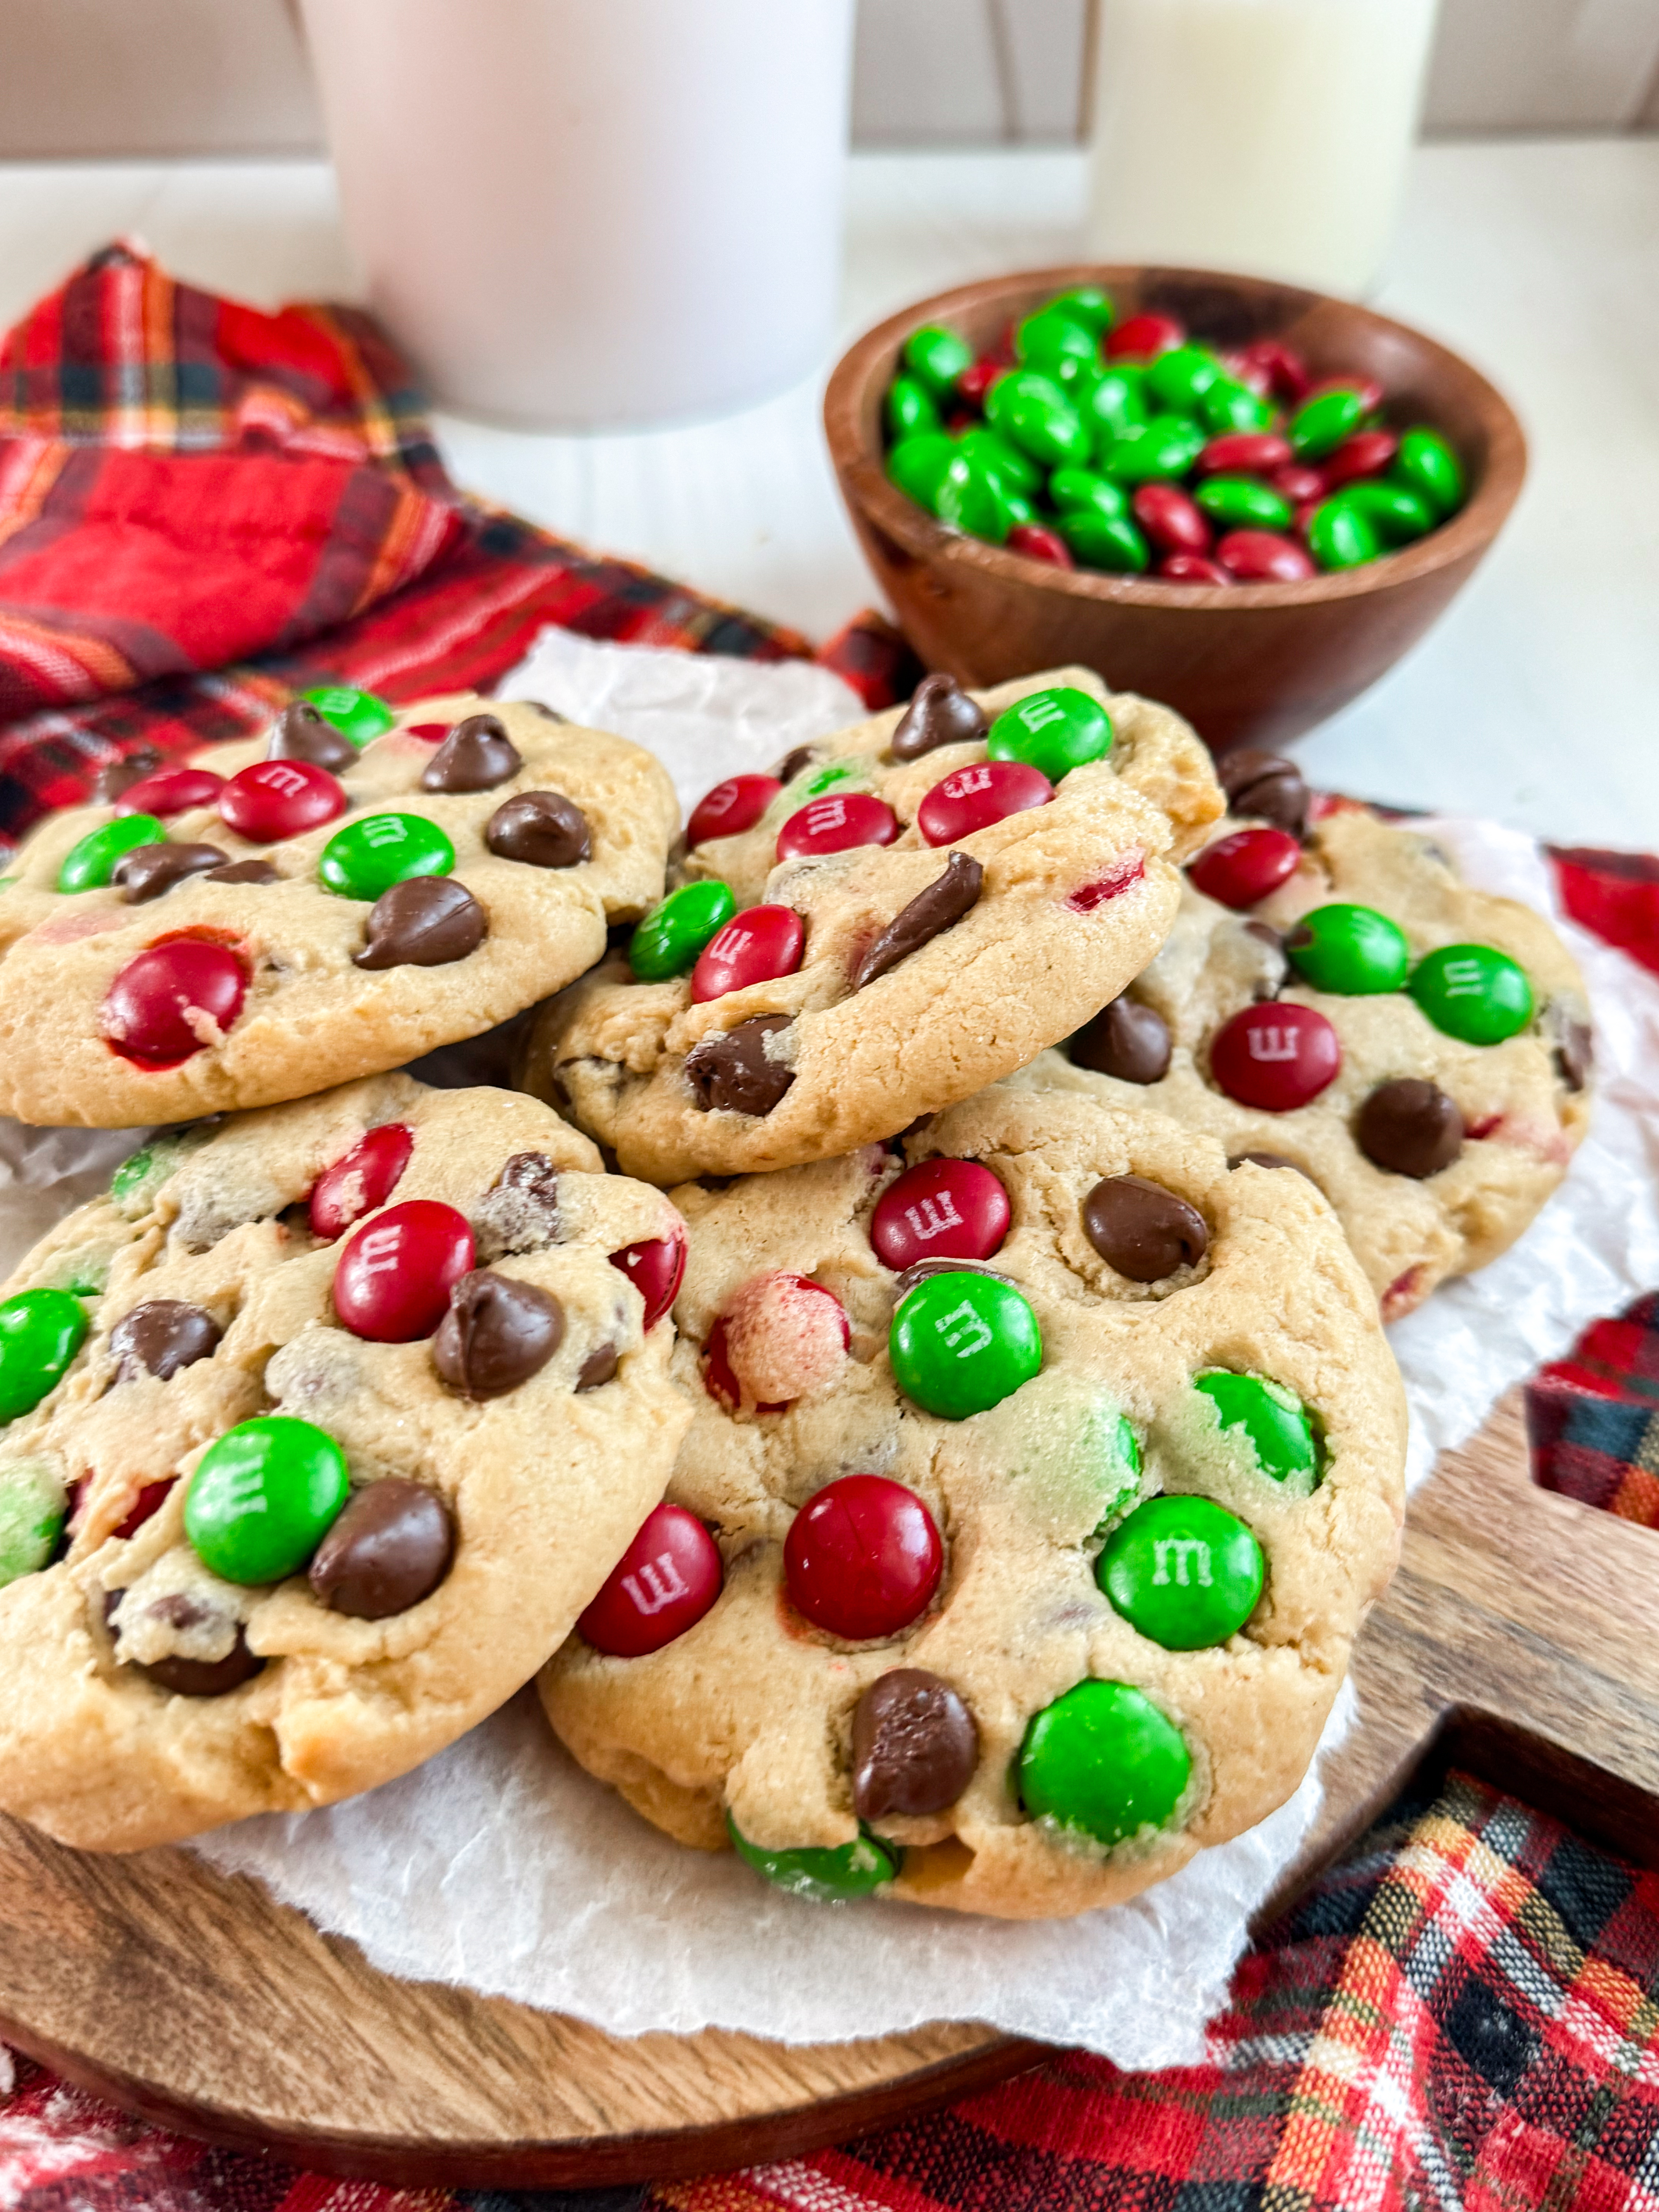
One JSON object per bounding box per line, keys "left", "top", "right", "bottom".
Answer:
{"left": 2, "top": 140, "right": 1654, "bottom": 849}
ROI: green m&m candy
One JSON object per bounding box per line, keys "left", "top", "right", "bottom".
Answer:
{"left": 935, "top": 452, "right": 1016, "bottom": 543}
{"left": 1018, "top": 1678, "right": 1191, "bottom": 1847}
{"left": 1393, "top": 426, "right": 1465, "bottom": 518}
{"left": 1096, "top": 416, "right": 1206, "bottom": 484}
{"left": 1193, "top": 1370, "right": 1318, "bottom": 1486}
{"left": 994, "top": 391, "right": 1091, "bottom": 471}
{"left": 1049, "top": 468, "right": 1130, "bottom": 524}
{"left": 956, "top": 428, "right": 1041, "bottom": 497}
{"left": 302, "top": 686, "right": 395, "bottom": 744}
{"left": 802, "top": 760, "right": 860, "bottom": 796}
{"left": 987, "top": 687, "right": 1113, "bottom": 781}
{"left": 1409, "top": 943, "right": 1534, "bottom": 1044}
{"left": 885, "top": 374, "right": 940, "bottom": 443}
{"left": 184, "top": 1416, "right": 350, "bottom": 1585}
{"left": 903, "top": 324, "right": 974, "bottom": 401}
{"left": 890, "top": 1271, "right": 1041, "bottom": 1421}
{"left": 1098, "top": 1495, "right": 1264, "bottom": 1651}
{"left": 1048, "top": 285, "right": 1115, "bottom": 334}
{"left": 1195, "top": 477, "right": 1292, "bottom": 533}
{"left": 1057, "top": 508, "right": 1149, "bottom": 575}
{"left": 1289, "top": 386, "right": 1370, "bottom": 460}
{"left": 1050, "top": 350, "right": 1105, "bottom": 408}
{"left": 630, "top": 880, "right": 737, "bottom": 981}
{"left": 1201, "top": 378, "right": 1276, "bottom": 436}
{"left": 319, "top": 812, "right": 455, "bottom": 901}
{"left": 1286, "top": 903, "right": 1409, "bottom": 995}
{"left": 727, "top": 1813, "right": 901, "bottom": 1902}
{"left": 1085, "top": 365, "right": 1150, "bottom": 440}
{"left": 887, "top": 433, "right": 958, "bottom": 512}
{"left": 1341, "top": 480, "right": 1434, "bottom": 545}
{"left": 1306, "top": 496, "right": 1380, "bottom": 572}
{"left": 0, "top": 1290, "right": 88, "bottom": 1425}
{"left": 1146, "top": 343, "right": 1224, "bottom": 416}
{"left": 57, "top": 814, "right": 167, "bottom": 894}
{"left": 0, "top": 1462, "right": 67, "bottom": 1589}
{"left": 1015, "top": 307, "right": 1097, "bottom": 371}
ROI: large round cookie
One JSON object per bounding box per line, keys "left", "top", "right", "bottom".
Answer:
{"left": 517, "top": 669, "right": 1222, "bottom": 1183}
{"left": 540, "top": 1087, "right": 1405, "bottom": 1921}
{"left": 0, "top": 690, "right": 678, "bottom": 1127}
{"left": 1015, "top": 761, "right": 1592, "bottom": 1319}
{"left": 0, "top": 1075, "right": 690, "bottom": 1851}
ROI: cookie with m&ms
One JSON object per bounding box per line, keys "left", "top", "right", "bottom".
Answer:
{"left": 0, "top": 1075, "right": 690, "bottom": 1851}
{"left": 539, "top": 1085, "right": 1404, "bottom": 1920}
{"left": 1017, "top": 782, "right": 1592, "bottom": 1321}
{"left": 517, "top": 668, "right": 1223, "bottom": 1183}
{"left": 0, "top": 691, "right": 678, "bottom": 1127}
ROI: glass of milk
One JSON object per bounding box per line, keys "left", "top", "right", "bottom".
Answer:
{"left": 1085, "top": 0, "right": 1441, "bottom": 298}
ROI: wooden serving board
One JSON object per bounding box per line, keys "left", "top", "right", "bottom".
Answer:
{"left": 2, "top": 1388, "right": 1657, "bottom": 2190}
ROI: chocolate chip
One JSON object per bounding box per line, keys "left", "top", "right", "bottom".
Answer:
{"left": 204, "top": 858, "right": 279, "bottom": 884}
{"left": 893, "top": 1257, "right": 1016, "bottom": 1296}
{"left": 576, "top": 1341, "right": 619, "bottom": 1391}
{"left": 1228, "top": 1151, "right": 1311, "bottom": 1180}
{"left": 421, "top": 712, "right": 522, "bottom": 794}
{"left": 92, "top": 747, "right": 163, "bottom": 804}
{"left": 433, "top": 1269, "right": 565, "bottom": 1397}
{"left": 1551, "top": 1011, "right": 1594, "bottom": 1093}
{"left": 521, "top": 699, "right": 568, "bottom": 722}
{"left": 485, "top": 790, "right": 592, "bottom": 868}
{"left": 852, "top": 852, "right": 983, "bottom": 991}
{"left": 472, "top": 1150, "right": 563, "bottom": 1260}
{"left": 685, "top": 1015, "right": 796, "bottom": 1116}
{"left": 307, "top": 1477, "right": 455, "bottom": 1619}
{"left": 1082, "top": 1175, "right": 1209, "bottom": 1281}
{"left": 114, "top": 842, "right": 230, "bottom": 903}
{"left": 268, "top": 701, "right": 357, "bottom": 772}
{"left": 137, "top": 1639, "right": 264, "bottom": 1696}
{"left": 770, "top": 745, "right": 820, "bottom": 784}
{"left": 355, "top": 875, "right": 488, "bottom": 969}
{"left": 110, "top": 1299, "right": 222, "bottom": 1381}
{"left": 498, "top": 1151, "right": 561, "bottom": 1211}
{"left": 888, "top": 673, "right": 988, "bottom": 762}
{"left": 1217, "top": 749, "right": 1310, "bottom": 838}
{"left": 1355, "top": 1080, "right": 1463, "bottom": 1179}
{"left": 852, "top": 1668, "right": 978, "bottom": 1820}
{"left": 1069, "top": 997, "right": 1171, "bottom": 1084}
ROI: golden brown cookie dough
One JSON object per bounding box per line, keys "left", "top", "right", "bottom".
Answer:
{"left": 1016, "top": 803, "right": 1592, "bottom": 1319}
{"left": 517, "top": 670, "right": 1223, "bottom": 1183}
{"left": 0, "top": 694, "right": 678, "bottom": 1127}
{"left": 540, "top": 1087, "right": 1405, "bottom": 1921}
{"left": 0, "top": 1076, "right": 690, "bottom": 1851}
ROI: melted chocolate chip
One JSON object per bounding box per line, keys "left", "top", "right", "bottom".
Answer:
{"left": 520, "top": 699, "right": 568, "bottom": 722}
{"left": 888, "top": 673, "right": 989, "bottom": 762}
{"left": 355, "top": 875, "right": 488, "bottom": 969}
{"left": 684, "top": 1015, "right": 796, "bottom": 1116}
{"left": 92, "top": 747, "right": 163, "bottom": 804}
{"left": 110, "top": 1299, "right": 222, "bottom": 1381}
{"left": 421, "top": 712, "right": 522, "bottom": 794}
{"left": 1228, "top": 1151, "right": 1312, "bottom": 1181}
{"left": 498, "top": 1151, "right": 561, "bottom": 1213}
{"left": 852, "top": 1668, "right": 979, "bottom": 1820}
{"left": 1216, "top": 748, "right": 1310, "bottom": 838}
{"left": 101, "top": 1590, "right": 264, "bottom": 1696}
{"left": 770, "top": 745, "right": 820, "bottom": 784}
{"left": 1069, "top": 997, "right": 1172, "bottom": 1085}
{"left": 1551, "top": 1012, "right": 1594, "bottom": 1093}
{"left": 852, "top": 852, "right": 983, "bottom": 991}
{"left": 307, "top": 1478, "right": 455, "bottom": 1619}
{"left": 204, "top": 857, "right": 280, "bottom": 884}
{"left": 268, "top": 700, "right": 357, "bottom": 772}
{"left": 1355, "top": 1080, "right": 1463, "bottom": 1179}
{"left": 432, "top": 1269, "right": 565, "bottom": 1397}
{"left": 485, "top": 790, "right": 592, "bottom": 868}
{"left": 1082, "top": 1175, "right": 1209, "bottom": 1281}
{"left": 114, "top": 842, "right": 230, "bottom": 903}
{"left": 576, "top": 1341, "right": 619, "bottom": 1391}
{"left": 893, "top": 1256, "right": 1016, "bottom": 1296}
{"left": 472, "top": 1149, "right": 563, "bottom": 1259}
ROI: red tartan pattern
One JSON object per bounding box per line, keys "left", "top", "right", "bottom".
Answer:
{"left": 1527, "top": 1294, "right": 1659, "bottom": 1528}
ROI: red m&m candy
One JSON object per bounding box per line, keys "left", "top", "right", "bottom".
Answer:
{"left": 704, "top": 1273, "right": 849, "bottom": 1411}
{"left": 1322, "top": 429, "right": 1399, "bottom": 488}
{"left": 1209, "top": 1003, "right": 1341, "bottom": 1111}
{"left": 219, "top": 759, "right": 347, "bottom": 843}
{"left": 308, "top": 1123, "right": 415, "bottom": 1240}
{"left": 871, "top": 1159, "right": 1010, "bottom": 1271}
{"left": 610, "top": 1228, "right": 687, "bottom": 1329}
{"left": 116, "top": 767, "right": 225, "bottom": 817}
{"left": 783, "top": 1474, "right": 943, "bottom": 1642}
{"left": 578, "top": 1502, "right": 723, "bottom": 1657}
{"left": 1198, "top": 433, "right": 1291, "bottom": 477}
{"left": 687, "top": 773, "right": 781, "bottom": 849}
{"left": 1238, "top": 339, "right": 1312, "bottom": 402}
{"left": 917, "top": 760, "right": 1052, "bottom": 847}
{"left": 775, "top": 793, "right": 900, "bottom": 864}
{"left": 1006, "top": 523, "right": 1073, "bottom": 568}
{"left": 333, "top": 1200, "right": 474, "bottom": 1341}
{"left": 1132, "top": 484, "right": 1211, "bottom": 557}
{"left": 1107, "top": 313, "right": 1183, "bottom": 363}
{"left": 1188, "top": 826, "right": 1301, "bottom": 909}
{"left": 1160, "top": 555, "right": 1233, "bottom": 584}
{"left": 103, "top": 939, "right": 247, "bottom": 1067}
{"left": 1215, "top": 531, "right": 1316, "bottom": 583}
{"left": 691, "top": 906, "right": 805, "bottom": 1003}
{"left": 403, "top": 722, "right": 451, "bottom": 742}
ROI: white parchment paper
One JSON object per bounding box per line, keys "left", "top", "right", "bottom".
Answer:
{"left": 5, "top": 634, "right": 1657, "bottom": 2063}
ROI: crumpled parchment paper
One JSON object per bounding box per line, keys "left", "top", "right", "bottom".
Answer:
{"left": 4, "top": 634, "right": 1655, "bottom": 2062}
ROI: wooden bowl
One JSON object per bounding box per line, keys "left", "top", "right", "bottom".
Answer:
{"left": 823, "top": 264, "right": 1526, "bottom": 755}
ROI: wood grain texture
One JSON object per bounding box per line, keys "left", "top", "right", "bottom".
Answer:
{"left": 2, "top": 1387, "right": 1656, "bottom": 2188}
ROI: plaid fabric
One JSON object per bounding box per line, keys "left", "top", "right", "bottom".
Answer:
{"left": 1527, "top": 1293, "right": 1659, "bottom": 1528}
{"left": 5, "top": 1768, "right": 1659, "bottom": 2212}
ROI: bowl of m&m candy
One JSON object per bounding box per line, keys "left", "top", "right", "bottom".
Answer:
{"left": 824, "top": 264, "right": 1525, "bottom": 753}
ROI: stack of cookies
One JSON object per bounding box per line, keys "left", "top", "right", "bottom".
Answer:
{"left": 0, "top": 667, "right": 1589, "bottom": 1922}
